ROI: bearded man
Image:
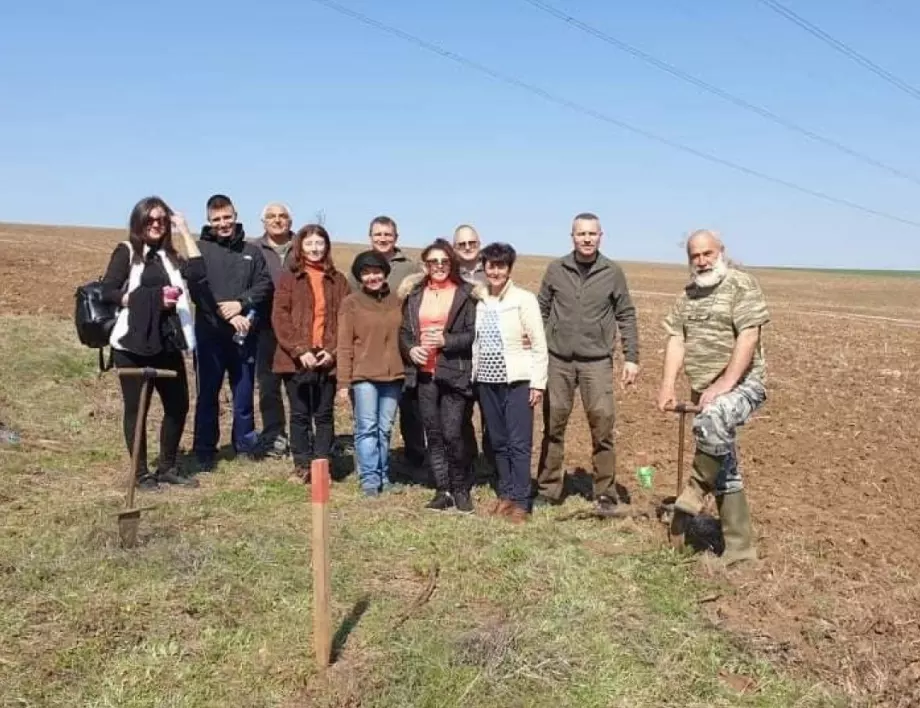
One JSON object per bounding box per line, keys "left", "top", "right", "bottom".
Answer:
{"left": 657, "top": 229, "right": 770, "bottom": 565}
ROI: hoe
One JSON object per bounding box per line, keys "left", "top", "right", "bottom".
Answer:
{"left": 115, "top": 367, "right": 177, "bottom": 548}
{"left": 659, "top": 401, "right": 723, "bottom": 555}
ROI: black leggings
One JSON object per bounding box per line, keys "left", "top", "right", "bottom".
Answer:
{"left": 283, "top": 374, "right": 336, "bottom": 467}
{"left": 417, "top": 375, "right": 472, "bottom": 494}
{"left": 114, "top": 349, "right": 189, "bottom": 476}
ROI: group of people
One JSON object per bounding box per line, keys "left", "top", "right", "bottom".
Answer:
{"left": 100, "top": 195, "right": 770, "bottom": 564}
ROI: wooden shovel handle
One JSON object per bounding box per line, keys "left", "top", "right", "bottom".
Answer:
{"left": 116, "top": 367, "right": 178, "bottom": 379}
{"left": 668, "top": 402, "right": 699, "bottom": 496}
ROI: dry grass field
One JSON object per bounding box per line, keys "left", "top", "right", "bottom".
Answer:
{"left": 0, "top": 222, "right": 918, "bottom": 707}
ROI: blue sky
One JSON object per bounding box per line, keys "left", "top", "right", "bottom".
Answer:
{"left": 1, "top": 0, "right": 918, "bottom": 268}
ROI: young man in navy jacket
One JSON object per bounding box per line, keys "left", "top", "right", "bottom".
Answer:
{"left": 193, "top": 194, "right": 274, "bottom": 469}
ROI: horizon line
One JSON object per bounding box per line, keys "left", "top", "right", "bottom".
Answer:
{"left": 1, "top": 219, "right": 916, "bottom": 274}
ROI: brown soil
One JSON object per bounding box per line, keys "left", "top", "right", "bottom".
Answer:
{"left": 4, "top": 221, "right": 919, "bottom": 705}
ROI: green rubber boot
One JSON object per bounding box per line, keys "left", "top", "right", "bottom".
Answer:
{"left": 669, "top": 450, "right": 721, "bottom": 548}
{"left": 716, "top": 490, "right": 758, "bottom": 565}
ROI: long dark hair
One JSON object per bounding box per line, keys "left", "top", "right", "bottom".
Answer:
{"left": 128, "top": 196, "right": 180, "bottom": 266}
{"left": 290, "top": 223, "right": 336, "bottom": 274}
{"left": 421, "top": 238, "right": 463, "bottom": 286}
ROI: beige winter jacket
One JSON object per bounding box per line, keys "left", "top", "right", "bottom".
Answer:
{"left": 472, "top": 280, "right": 548, "bottom": 390}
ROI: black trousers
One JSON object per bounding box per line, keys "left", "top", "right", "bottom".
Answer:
{"left": 417, "top": 375, "right": 472, "bottom": 494}
{"left": 114, "top": 349, "right": 189, "bottom": 476}
{"left": 283, "top": 374, "right": 336, "bottom": 467}
{"left": 256, "top": 327, "right": 287, "bottom": 442}
{"left": 398, "top": 385, "right": 427, "bottom": 466}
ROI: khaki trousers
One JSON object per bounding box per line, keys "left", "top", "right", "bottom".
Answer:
{"left": 536, "top": 355, "right": 616, "bottom": 501}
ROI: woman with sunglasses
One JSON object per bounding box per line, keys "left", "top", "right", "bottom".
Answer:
{"left": 101, "top": 196, "right": 217, "bottom": 489}
{"left": 271, "top": 224, "right": 350, "bottom": 482}
{"left": 398, "top": 238, "right": 481, "bottom": 513}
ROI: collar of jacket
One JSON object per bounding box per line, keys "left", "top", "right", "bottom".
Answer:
{"left": 561, "top": 250, "right": 611, "bottom": 275}
{"left": 484, "top": 278, "right": 514, "bottom": 301}
{"left": 397, "top": 273, "right": 484, "bottom": 302}
{"left": 389, "top": 247, "right": 409, "bottom": 264}
{"left": 293, "top": 262, "right": 339, "bottom": 280}
{"left": 258, "top": 231, "right": 293, "bottom": 250}
{"left": 361, "top": 283, "right": 391, "bottom": 301}
{"left": 200, "top": 223, "right": 246, "bottom": 249}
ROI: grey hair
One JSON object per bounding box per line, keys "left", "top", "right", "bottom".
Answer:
{"left": 260, "top": 202, "right": 293, "bottom": 221}
{"left": 685, "top": 228, "right": 724, "bottom": 251}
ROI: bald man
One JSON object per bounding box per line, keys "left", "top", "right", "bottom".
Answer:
{"left": 452, "top": 224, "right": 494, "bottom": 482}
{"left": 453, "top": 224, "right": 487, "bottom": 285}
{"left": 658, "top": 229, "right": 770, "bottom": 565}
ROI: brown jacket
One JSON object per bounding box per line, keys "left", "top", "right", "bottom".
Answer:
{"left": 336, "top": 287, "right": 404, "bottom": 387}
{"left": 271, "top": 264, "right": 350, "bottom": 374}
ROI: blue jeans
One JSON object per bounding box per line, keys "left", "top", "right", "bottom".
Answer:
{"left": 193, "top": 329, "right": 259, "bottom": 460}
{"left": 352, "top": 381, "right": 402, "bottom": 493}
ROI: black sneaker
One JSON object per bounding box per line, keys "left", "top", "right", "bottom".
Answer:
{"left": 136, "top": 473, "right": 159, "bottom": 491}
{"left": 158, "top": 468, "right": 200, "bottom": 488}
{"left": 453, "top": 491, "right": 474, "bottom": 514}
{"left": 196, "top": 456, "right": 215, "bottom": 473}
{"left": 532, "top": 494, "right": 562, "bottom": 508}
{"left": 595, "top": 494, "right": 624, "bottom": 518}
{"left": 425, "top": 491, "right": 454, "bottom": 511}
{"left": 259, "top": 434, "right": 290, "bottom": 460}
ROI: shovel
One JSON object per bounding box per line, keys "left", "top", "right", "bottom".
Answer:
{"left": 115, "top": 367, "right": 177, "bottom": 548}
{"left": 657, "top": 402, "right": 701, "bottom": 525}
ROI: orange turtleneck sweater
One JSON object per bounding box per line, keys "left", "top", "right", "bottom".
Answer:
{"left": 418, "top": 279, "right": 457, "bottom": 373}
{"left": 305, "top": 262, "right": 326, "bottom": 348}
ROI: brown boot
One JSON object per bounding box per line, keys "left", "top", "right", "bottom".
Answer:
{"left": 670, "top": 450, "right": 720, "bottom": 549}
{"left": 489, "top": 498, "right": 514, "bottom": 517}
{"left": 506, "top": 505, "right": 529, "bottom": 524}
{"left": 717, "top": 490, "right": 757, "bottom": 565}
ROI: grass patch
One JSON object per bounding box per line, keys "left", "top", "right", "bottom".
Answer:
{"left": 0, "top": 316, "right": 847, "bottom": 707}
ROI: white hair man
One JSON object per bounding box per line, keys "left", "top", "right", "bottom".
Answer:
{"left": 255, "top": 202, "right": 295, "bottom": 458}
{"left": 657, "top": 229, "right": 770, "bottom": 565}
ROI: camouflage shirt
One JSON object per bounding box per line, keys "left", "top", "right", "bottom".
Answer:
{"left": 663, "top": 268, "right": 770, "bottom": 392}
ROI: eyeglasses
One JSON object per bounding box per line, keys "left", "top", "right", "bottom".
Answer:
{"left": 425, "top": 257, "right": 450, "bottom": 267}
{"left": 265, "top": 213, "right": 289, "bottom": 221}
{"left": 455, "top": 241, "right": 479, "bottom": 249}
{"left": 147, "top": 217, "right": 167, "bottom": 226}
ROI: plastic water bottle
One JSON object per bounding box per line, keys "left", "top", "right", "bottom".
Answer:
{"left": 233, "top": 311, "right": 256, "bottom": 346}
{"left": 635, "top": 451, "right": 655, "bottom": 489}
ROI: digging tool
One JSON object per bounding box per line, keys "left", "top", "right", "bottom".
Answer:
{"left": 671, "top": 402, "right": 700, "bottom": 496}
{"left": 657, "top": 402, "right": 701, "bottom": 529}
{"left": 115, "top": 367, "right": 177, "bottom": 548}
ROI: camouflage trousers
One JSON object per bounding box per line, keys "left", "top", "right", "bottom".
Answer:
{"left": 692, "top": 377, "right": 766, "bottom": 496}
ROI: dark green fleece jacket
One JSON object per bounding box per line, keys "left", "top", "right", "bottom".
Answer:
{"left": 536, "top": 252, "right": 639, "bottom": 363}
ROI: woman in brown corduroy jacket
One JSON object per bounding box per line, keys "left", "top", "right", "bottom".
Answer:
{"left": 271, "top": 224, "right": 349, "bottom": 481}
{"left": 336, "top": 250, "right": 406, "bottom": 496}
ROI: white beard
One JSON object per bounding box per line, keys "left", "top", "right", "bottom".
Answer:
{"left": 691, "top": 255, "right": 728, "bottom": 288}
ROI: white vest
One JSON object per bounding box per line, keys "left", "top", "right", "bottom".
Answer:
{"left": 109, "top": 241, "right": 197, "bottom": 353}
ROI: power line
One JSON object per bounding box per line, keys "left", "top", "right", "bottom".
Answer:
{"left": 306, "top": 0, "right": 920, "bottom": 229}
{"left": 756, "top": 0, "right": 920, "bottom": 102}
{"left": 521, "top": 0, "right": 920, "bottom": 186}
